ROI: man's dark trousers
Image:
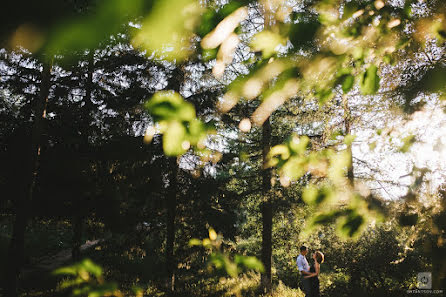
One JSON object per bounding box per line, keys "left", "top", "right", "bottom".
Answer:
{"left": 301, "top": 276, "right": 311, "bottom": 297}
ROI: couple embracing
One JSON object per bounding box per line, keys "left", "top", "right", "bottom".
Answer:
{"left": 297, "top": 245, "right": 324, "bottom": 297}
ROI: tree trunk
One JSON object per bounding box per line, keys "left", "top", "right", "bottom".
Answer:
{"left": 432, "top": 246, "right": 446, "bottom": 290}
{"left": 343, "top": 94, "right": 354, "bottom": 186}
{"left": 259, "top": 5, "right": 275, "bottom": 292}
{"left": 4, "top": 59, "right": 52, "bottom": 297}
{"left": 71, "top": 212, "right": 83, "bottom": 260}
{"left": 164, "top": 64, "right": 183, "bottom": 293}
{"left": 261, "top": 117, "right": 272, "bottom": 293}
{"left": 432, "top": 190, "right": 446, "bottom": 289}
{"left": 343, "top": 94, "right": 361, "bottom": 292}
{"left": 166, "top": 157, "right": 178, "bottom": 292}
{"left": 71, "top": 50, "right": 95, "bottom": 260}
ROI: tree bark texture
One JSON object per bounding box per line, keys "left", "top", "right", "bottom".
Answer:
{"left": 4, "top": 59, "right": 52, "bottom": 297}
{"left": 261, "top": 116, "right": 272, "bottom": 293}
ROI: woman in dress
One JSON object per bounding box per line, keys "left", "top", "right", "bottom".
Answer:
{"left": 304, "top": 251, "right": 324, "bottom": 297}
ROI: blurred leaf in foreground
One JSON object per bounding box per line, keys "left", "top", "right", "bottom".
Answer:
{"left": 189, "top": 228, "right": 264, "bottom": 279}
{"left": 53, "top": 259, "right": 128, "bottom": 297}
{"left": 46, "top": 0, "right": 144, "bottom": 54}
{"left": 359, "top": 64, "right": 380, "bottom": 95}
{"left": 132, "top": 0, "right": 202, "bottom": 62}
{"left": 145, "top": 91, "right": 214, "bottom": 156}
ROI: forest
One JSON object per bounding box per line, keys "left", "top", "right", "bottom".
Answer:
{"left": 0, "top": 0, "right": 445, "bottom": 296}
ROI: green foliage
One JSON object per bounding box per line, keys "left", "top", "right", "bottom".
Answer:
{"left": 341, "top": 74, "right": 355, "bottom": 94}
{"left": 399, "top": 134, "right": 416, "bottom": 153}
{"left": 266, "top": 133, "right": 380, "bottom": 239}
{"left": 196, "top": 1, "right": 245, "bottom": 38}
{"left": 145, "top": 91, "right": 196, "bottom": 122}
{"left": 201, "top": 47, "right": 218, "bottom": 61}
{"left": 2, "top": 0, "right": 446, "bottom": 296}
{"left": 344, "top": 134, "right": 356, "bottom": 146}
{"left": 337, "top": 210, "right": 365, "bottom": 238}
{"left": 289, "top": 14, "right": 320, "bottom": 50}
{"left": 307, "top": 207, "right": 366, "bottom": 239}
{"left": 251, "top": 30, "right": 287, "bottom": 58}
{"left": 53, "top": 258, "right": 135, "bottom": 297}
{"left": 189, "top": 228, "right": 264, "bottom": 279}
{"left": 415, "top": 66, "right": 446, "bottom": 94}
{"left": 302, "top": 185, "right": 334, "bottom": 206}
{"left": 234, "top": 255, "right": 264, "bottom": 273}
{"left": 144, "top": 91, "right": 214, "bottom": 156}
{"left": 54, "top": 258, "right": 102, "bottom": 278}
{"left": 359, "top": 65, "right": 380, "bottom": 95}
{"left": 132, "top": 0, "right": 202, "bottom": 61}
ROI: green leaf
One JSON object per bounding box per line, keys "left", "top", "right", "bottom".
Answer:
{"left": 163, "top": 121, "right": 187, "bottom": 156}
{"left": 144, "top": 91, "right": 214, "bottom": 156}
{"left": 197, "top": 10, "right": 218, "bottom": 38}
{"left": 197, "top": 1, "right": 245, "bottom": 38}
{"left": 234, "top": 255, "right": 264, "bottom": 272}
{"left": 328, "top": 150, "right": 351, "bottom": 183}
{"left": 337, "top": 212, "right": 365, "bottom": 238}
{"left": 289, "top": 19, "right": 320, "bottom": 50}
{"left": 201, "top": 47, "right": 218, "bottom": 61}
{"left": 189, "top": 238, "right": 202, "bottom": 246}
{"left": 302, "top": 185, "right": 318, "bottom": 205}
{"left": 316, "top": 88, "right": 334, "bottom": 104}
{"left": 209, "top": 253, "right": 225, "bottom": 269}
{"left": 219, "top": 1, "right": 245, "bottom": 19}
{"left": 202, "top": 238, "right": 212, "bottom": 247}
{"left": 267, "top": 144, "right": 290, "bottom": 167}
{"left": 311, "top": 210, "right": 342, "bottom": 225}
{"left": 87, "top": 283, "right": 118, "bottom": 297}
{"left": 399, "top": 135, "right": 416, "bottom": 153}
{"left": 80, "top": 259, "right": 102, "bottom": 277}
{"left": 46, "top": 0, "right": 144, "bottom": 55}
{"left": 344, "top": 134, "right": 356, "bottom": 146}
{"left": 352, "top": 47, "right": 364, "bottom": 60}
{"left": 383, "top": 54, "right": 394, "bottom": 65}
{"left": 359, "top": 65, "right": 380, "bottom": 95}
{"left": 53, "top": 266, "right": 78, "bottom": 276}
{"left": 145, "top": 91, "right": 196, "bottom": 122}
{"left": 343, "top": 1, "right": 359, "bottom": 20}
{"left": 281, "top": 157, "right": 306, "bottom": 181}
{"left": 342, "top": 74, "right": 354, "bottom": 93}
{"left": 187, "top": 119, "right": 207, "bottom": 144}
{"left": 209, "top": 253, "right": 238, "bottom": 277}
{"left": 288, "top": 135, "right": 310, "bottom": 155}
{"left": 225, "top": 260, "right": 238, "bottom": 278}
{"left": 132, "top": 0, "right": 202, "bottom": 61}
{"left": 302, "top": 185, "right": 333, "bottom": 206}
{"left": 251, "top": 30, "right": 287, "bottom": 58}
{"left": 330, "top": 129, "right": 343, "bottom": 140}
{"left": 404, "top": 2, "right": 413, "bottom": 18}
{"left": 58, "top": 278, "right": 85, "bottom": 290}
{"left": 418, "top": 66, "right": 446, "bottom": 93}
{"left": 73, "top": 286, "right": 92, "bottom": 296}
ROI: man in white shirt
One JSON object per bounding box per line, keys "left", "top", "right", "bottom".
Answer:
{"left": 296, "top": 245, "right": 312, "bottom": 296}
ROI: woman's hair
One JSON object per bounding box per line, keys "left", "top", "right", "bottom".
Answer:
{"left": 315, "top": 251, "right": 324, "bottom": 264}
